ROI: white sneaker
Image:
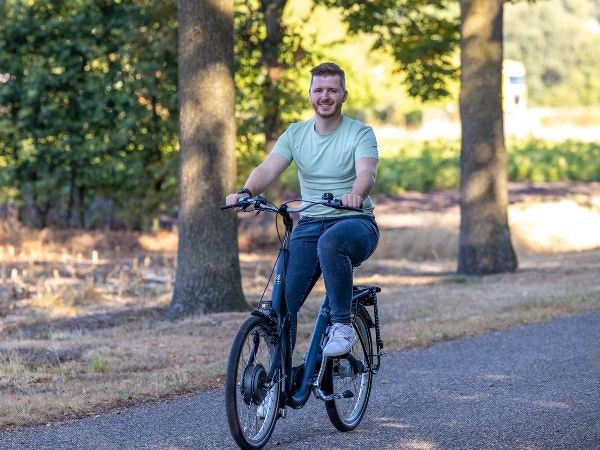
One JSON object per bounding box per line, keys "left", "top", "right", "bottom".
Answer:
{"left": 322, "top": 323, "right": 357, "bottom": 357}
{"left": 256, "top": 384, "right": 277, "bottom": 419}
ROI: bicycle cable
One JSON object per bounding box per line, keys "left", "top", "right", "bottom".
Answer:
{"left": 248, "top": 198, "right": 327, "bottom": 304}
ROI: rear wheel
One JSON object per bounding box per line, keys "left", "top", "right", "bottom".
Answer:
{"left": 225, "top": 315, "right": 281, "bottom": 449}
{"left": 323, "top": 306, "right": 373, "bottom": 431}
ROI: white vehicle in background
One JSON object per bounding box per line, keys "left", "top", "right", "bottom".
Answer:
{"left": 502, "top": 59, "right": 527, "bottom": 113}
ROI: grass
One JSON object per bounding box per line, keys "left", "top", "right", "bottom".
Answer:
{"left": 1, "top": 183, "right": 600, "bottom": 429}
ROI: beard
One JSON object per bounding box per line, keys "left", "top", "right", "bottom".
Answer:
{"left": 312, "top": 101, "right": 341, "bottom": 119}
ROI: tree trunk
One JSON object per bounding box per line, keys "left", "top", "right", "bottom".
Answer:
{"left": 260, "top": 0, "right": 287, "bottom": 201}
{"left": 260, "top": 0, "right": 286, "bottom": 153}
{"left": 458, "top": 0, "right": 517, "bottom": 275}
{"left": 67, "top": 164, "right": 76, "bottom": 227}
{"left": 168, "top": 0, "right": 247, "bottom": 317}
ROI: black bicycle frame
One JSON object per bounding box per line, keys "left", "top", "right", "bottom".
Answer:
{"left": 253, "top": 204, "right": 316, "bottom": 408}
{"left": 251, "top": 203, "right": 384, "bottom": 409}
{"left": 221, "top": 195, "right": 380, "bottom": 410}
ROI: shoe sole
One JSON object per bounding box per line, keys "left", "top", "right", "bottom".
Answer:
{"left": 322, "top": 337, "right": 358, "bottom": 358}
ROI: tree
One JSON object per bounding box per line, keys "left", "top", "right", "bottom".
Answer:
{"left": 504, "top": 0, "right": 600, "bottom": 106}
{"left": 313, "top": 0, "right": 460, "bottom": 102}
{"left": 0, "top": 0, "right": 178, "bottom": 229}
{"left": 315, "top": 0, "right": 518, "bottom": 274}
{"left": 168, "top": 0, "right": 247, "bottom": 317}
{"left": 258, "top": 0, "right": 287, "bottom": 152}
{"left": 234, "top": 0, "right": 311, "bottom": 186}
{"left": 458, "top": 0, "right": 517, "bottom": 274}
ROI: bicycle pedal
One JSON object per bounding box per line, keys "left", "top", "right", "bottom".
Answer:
{"left": 312, "top": 387, "right": 355, "bottom": 402}
{"left": 337, "top": 389, "right": 354, "bottom": 399}
{"left": 324, "top": 389, "right": 354, "bottom": 401}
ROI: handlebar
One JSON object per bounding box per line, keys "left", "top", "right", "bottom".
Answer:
{"left": 220, "top": 193, "right": 363, "bottom": 214}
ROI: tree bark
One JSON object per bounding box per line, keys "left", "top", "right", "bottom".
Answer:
{"left": 458, "top": 0, "right": 517, "bottom": 275}
{"left": 168, "top": 0, "right": 247, "bottom": 317}
{"left": 258, "top": 0, "right": 287, "bottom": 201}
{"left": 260, "top": 0, "right": 287, "bottom": 153}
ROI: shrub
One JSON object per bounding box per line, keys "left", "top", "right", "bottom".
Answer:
{"left": 274, "top": 138, "right": 600, "bottom": 195}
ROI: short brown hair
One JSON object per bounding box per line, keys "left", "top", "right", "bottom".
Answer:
{"left": 309, "top": 62, "right": 346, "bottom": 91}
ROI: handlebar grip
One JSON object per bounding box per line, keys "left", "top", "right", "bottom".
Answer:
{"left": 325, "top": 198, "right": 363, "bottom": 212}
{"left": 334, "top": 198, "right": 363, "bottom": 212}
{"left": 221, "top": 196, "right": 256, "bottom": 211}
{"left": 339, "top": 205, "right": 363, "bottom": 212}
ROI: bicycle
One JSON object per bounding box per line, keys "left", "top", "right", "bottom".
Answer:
{"left": 221, "top": 193, "right": 384, "bottom": 449}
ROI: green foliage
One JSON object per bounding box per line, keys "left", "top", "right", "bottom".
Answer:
{"left": 279, "top": 139, "right": 600, "bottom": 193}
{"left": 374, "top": 140, "right": 460, "bottom": 194}
{"left": 0, "top": 0, "right": 178, "bottom": 229}
{"left": 404, "top": 110, "right": 423, "bottom": 128}
{"left": 507, "top": 139, "right": 600, "bottom": 183}
{"left": 504, "top": 0, "right": 600, "bottom": 106}
{"left": 234, "top": 0, "right": 315, "bottom": 185}
{"left": 313, "top": 0, "right": 460, "bottom": 102}
{"left": 312, "top": 0, "right": 600, "bottom": 108}
{"left": 1, "top": 0, "right": 318, "bottom": 227}
{"left": 1, "top": 0, "right": 598, "bottom": 232}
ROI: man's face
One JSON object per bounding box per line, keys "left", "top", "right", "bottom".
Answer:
{"left": 309, "top": 75, "right": 347, "bottom": 119}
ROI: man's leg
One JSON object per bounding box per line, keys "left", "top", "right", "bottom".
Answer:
{"left": 285, "top": 218, "right": 323, "bottom": 352}
{"left": 318, "top": 217, "right": 379, "bottom": 356}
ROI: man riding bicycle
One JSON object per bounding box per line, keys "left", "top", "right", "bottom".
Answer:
{"left": 226, "top": 62, "right": 379, "bottom": 358}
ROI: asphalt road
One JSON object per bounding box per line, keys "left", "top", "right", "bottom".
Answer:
{"left": 2, "top": 310, "right": 599, "bottom": 450}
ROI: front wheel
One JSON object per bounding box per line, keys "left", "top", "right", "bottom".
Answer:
{"left": 323, "top": 306, "right": 373, "bottom": 431}
{"left": 225, "top": 315, "right": 281, "bottom": 449}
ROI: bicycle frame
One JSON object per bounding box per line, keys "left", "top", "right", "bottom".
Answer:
{"left": 226, "top": 195, "right": 383, "bottom": 410}
{"left": 223, "top": 194, "right": 385, "bottom": 449}
{"left": 252, "top": 202, "right": 317, "bottom": 409}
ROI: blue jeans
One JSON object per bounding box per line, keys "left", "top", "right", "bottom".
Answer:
{"left": 285, "top": 215, "right": 379, "bottom": 349}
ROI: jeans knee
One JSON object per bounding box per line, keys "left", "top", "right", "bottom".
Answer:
{"left": 317, "top": 235, "right": 344, "bottom": 262}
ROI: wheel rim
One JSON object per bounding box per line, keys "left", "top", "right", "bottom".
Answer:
{"left": 330, "top": 319, "right": 372, "bottom": 426}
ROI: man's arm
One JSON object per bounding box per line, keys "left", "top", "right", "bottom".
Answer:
{"left": 341, "top": 157, "right": 378, "bottom": 208}
{"left": 226, "top": 153, "right": 291, "bottom": 205}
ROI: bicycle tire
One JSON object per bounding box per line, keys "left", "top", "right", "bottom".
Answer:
{"left": 225, "top": 315, "right": 281, "bottom": 449}
{"left": 323, "top": 306, "right": 373, "bottom": 431}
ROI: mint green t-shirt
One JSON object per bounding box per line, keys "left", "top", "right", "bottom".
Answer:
{"left": 272, "top": 115, "right": 378, "bottom": 217}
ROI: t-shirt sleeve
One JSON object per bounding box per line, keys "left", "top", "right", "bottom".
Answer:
{"left": 355, "top": 126, "right": 378, "bottom": 161}
{"left": 271, "top": 124, "right": 294, "bottom": 162}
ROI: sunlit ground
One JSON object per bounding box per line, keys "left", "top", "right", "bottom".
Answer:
{"left": 375, "top": 195, "right": 600, "bottom": 261}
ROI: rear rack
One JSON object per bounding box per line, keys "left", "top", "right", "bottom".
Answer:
{"left": 352, "top": 285, "right": 384, "bottom": 374}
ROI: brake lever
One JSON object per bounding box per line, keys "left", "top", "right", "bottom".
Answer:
{"left": 239, "top": 197, "right": 253, "bottom": 211}
{"left": 220, "top": 196, "right": 253, "bottom": 211}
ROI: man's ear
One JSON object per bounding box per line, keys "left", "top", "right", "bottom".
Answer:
{"left": 342, "top": 90, "right": 348, "bottom": 103}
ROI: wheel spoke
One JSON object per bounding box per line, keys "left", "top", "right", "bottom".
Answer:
{"left": 325, "top": 308, "right": 373, "bottom": 431}
{"left": 225, "top": 316, "right": 281, "bottom": 448}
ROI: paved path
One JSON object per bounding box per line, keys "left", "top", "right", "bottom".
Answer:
{"left": 2, "top": 310, "right": 599, "bottom": 449}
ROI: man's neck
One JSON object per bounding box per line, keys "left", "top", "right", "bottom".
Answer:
{"left": 314, "top": 114, "right": 343, "bottom": 135}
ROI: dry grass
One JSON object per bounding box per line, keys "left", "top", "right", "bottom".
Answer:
{"left": 1, "top": 184, "right": 600, "bottom": 429}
